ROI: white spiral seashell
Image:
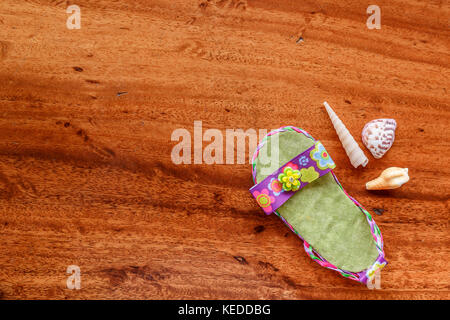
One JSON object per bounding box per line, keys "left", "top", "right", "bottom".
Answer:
{"left": 366, "top": 167, "right": 409, "bottom": 190}
{"left": 323, "top": 102, "right": 369, "bottom": 168}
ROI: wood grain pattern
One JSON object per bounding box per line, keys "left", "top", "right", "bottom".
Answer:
{"left": 0, "top": 0, "right": 449, "bottom": 299}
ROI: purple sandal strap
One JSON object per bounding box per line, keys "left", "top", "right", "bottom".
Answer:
{"left": 249, "top": 141, "right": 336, "bottom": 215}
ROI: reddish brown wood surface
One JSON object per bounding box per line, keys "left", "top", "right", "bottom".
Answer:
{"left": 0, "top": 0, "right": 449, "bottom": 299}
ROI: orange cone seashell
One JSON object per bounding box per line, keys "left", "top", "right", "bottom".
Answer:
{"left": 366, "top": 167, "right": 409, "bottom": 190}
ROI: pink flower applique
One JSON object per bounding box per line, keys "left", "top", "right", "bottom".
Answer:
{"left": 268, "top": 177, "right": 283, "bottom": 196}
{"left": 252, "top": 188, "right": 275, "bottom": 214}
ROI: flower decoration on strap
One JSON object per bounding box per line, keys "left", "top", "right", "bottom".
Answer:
{"left": 278, "top": 166, "right": 301, "bottom": 192}
{"left": 252, "top": 188, "right": 275, "bottom": 214}
{"left": 268, "top": 177, "right": 283, "bottom": 196}
{"left": 310, "top": 141, "right": 336, "bottom": 170}
{"left": 300, "top": 166, "right": 319, "bottom": 183}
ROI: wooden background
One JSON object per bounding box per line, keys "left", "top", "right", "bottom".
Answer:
{"left": 0, "top": 0, "right": 449, "bottom": 300}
